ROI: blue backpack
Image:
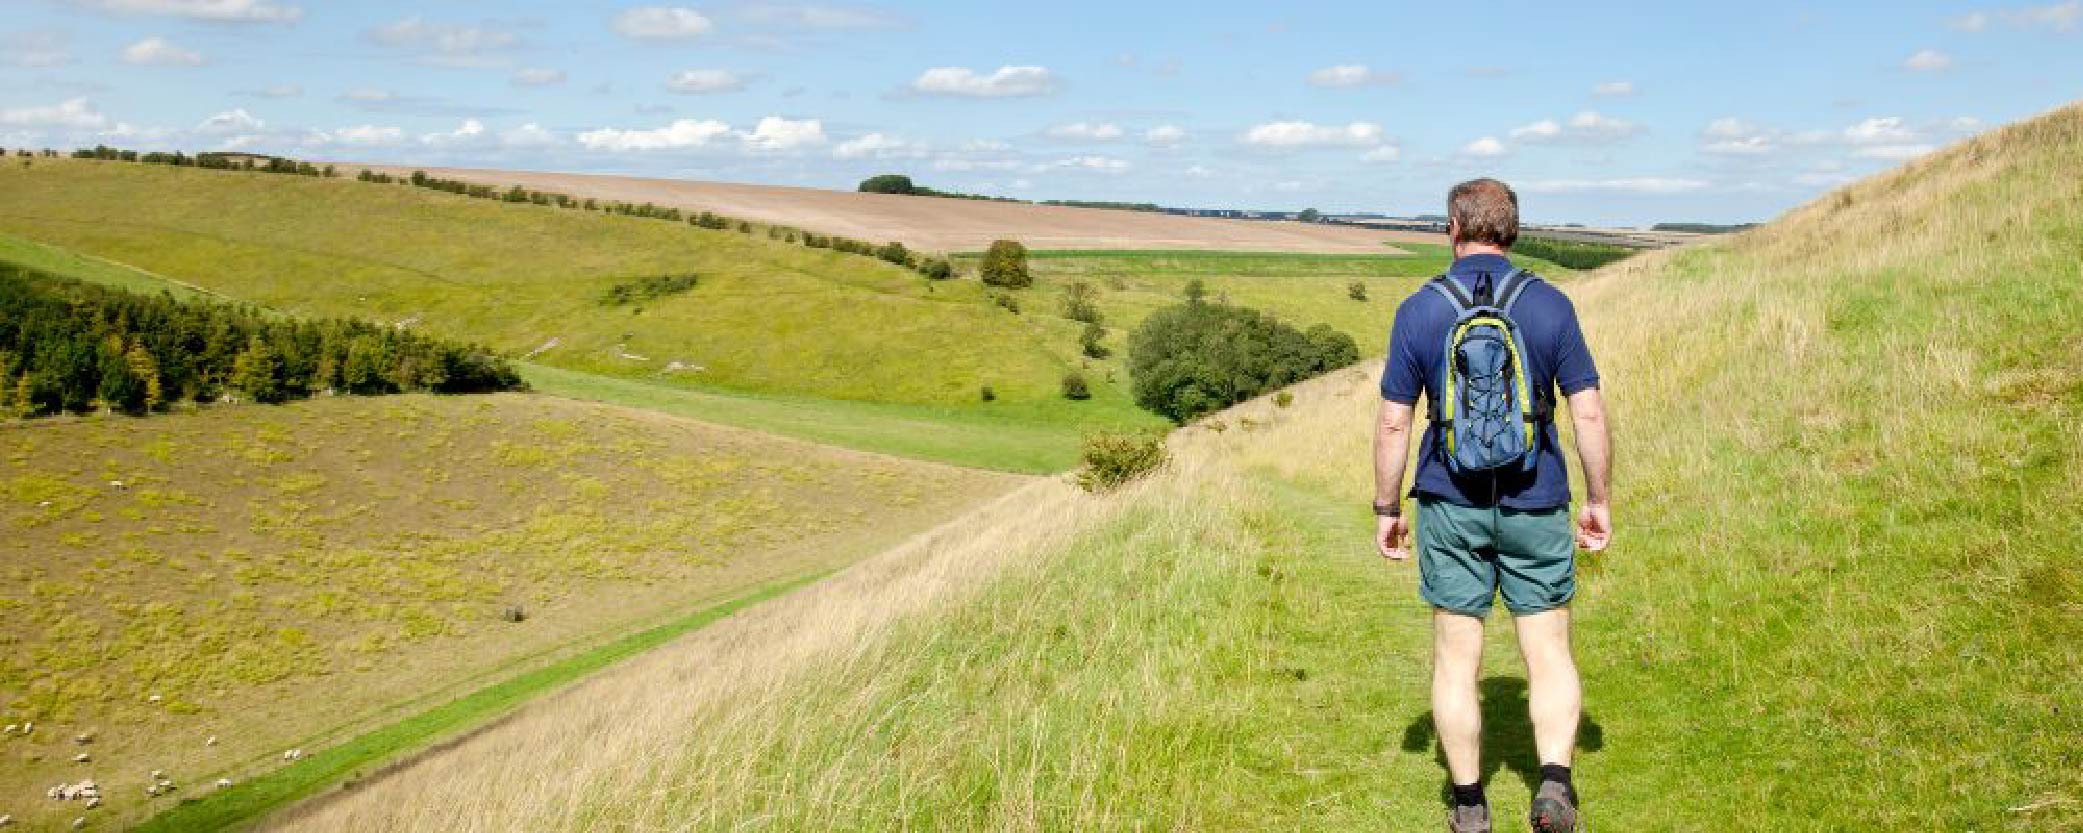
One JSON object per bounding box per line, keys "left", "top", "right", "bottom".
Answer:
{"left": 1427, "top": 268, "right": 1549, "bottom": 475}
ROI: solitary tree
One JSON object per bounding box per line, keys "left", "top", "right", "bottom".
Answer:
{"left": 1297, "top": 207, "right": 1322, "bottom": 222}
{"left": 858, "top": 174, "right": 917, "bottom": 195}
{"left": 980, "top": 240, "right": 1031, "bottom": 288}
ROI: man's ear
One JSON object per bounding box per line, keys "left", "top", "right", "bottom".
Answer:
{"left": 1446, "top": 218, "right": 1459, "bottom": 242}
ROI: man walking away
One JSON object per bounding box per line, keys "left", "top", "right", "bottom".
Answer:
{"left": 1371, "top": 178, "right": 1612, "bottom": 833}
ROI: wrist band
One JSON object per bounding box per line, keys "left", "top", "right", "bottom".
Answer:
{"left": 1372, "top": 501, "right": 1402, "bottom": 518}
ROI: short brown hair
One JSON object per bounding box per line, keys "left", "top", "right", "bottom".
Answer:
{"left": 1447, "top": 178, "right": 1520, "bottom": 248}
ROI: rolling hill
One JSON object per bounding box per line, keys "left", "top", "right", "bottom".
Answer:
{"left": 0, "top": 158, "right": 1568, "bottom": 472}
{"left": 272, "top": 104, "right": 2081, "bottom": 831}
{"left": 0, "top": 391, "right": 1021, "bottom": 832}
{"left": 358, "top": 165, "right": 1442, "bottom": 254}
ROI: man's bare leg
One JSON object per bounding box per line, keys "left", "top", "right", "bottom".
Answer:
{"left": 1432, "top": 609, "right": 1488, "bottom": 785}
{"left": 1513, "top": 608, "right": 1580, "bottom": 766}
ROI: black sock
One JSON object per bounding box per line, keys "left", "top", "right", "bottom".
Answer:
{"left": 1452, "top": 781, "right": 1486, "bottom": 808}
{"left": 1539, "top": 764, "right": 1575, "bottom": 801}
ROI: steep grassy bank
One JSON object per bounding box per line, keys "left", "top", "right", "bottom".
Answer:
{"left": 276, "top": 104, "right": 2081, "bottom": 831}
{"left": 0, "top": 160, "right": 1150, "bottom": 450}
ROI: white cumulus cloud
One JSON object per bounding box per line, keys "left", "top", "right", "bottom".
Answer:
{"left": 1052, "top": 155, "right": 1129, "bottom": 172}
{"left": 666, "top": 69, "right": 746, "bottom": 94}
{"left": 834, "top": 132, "right": 926, "bottom": 159}
{"left": 1462, "top": 136, "right": 1508, "bottom": 157}
{"left": 421, "top": 118, "right": 489, "bottom": 147}
{"left": 1511, "top": 111, "right": 1640, "bottom": 144}
{"left": 1239, "top": 120, "right": 1384, "bottom": 148}
{"left": 1144, "top": 124, "right": 1186, "bottom": 147}
{"left": 0, "top": 98, "right": 111, "bottom": 128}
{"left": 73, "top": 0, "right": 302, "bottom": 24}
{"left": 1361, "top": 144, "right": 1402, "bottom": 162}
{"left": 122, "top": 35, "right": 204, "bottom": 66}
{"left": 1307, "top": 64, "right": 1400, "bottom": 87}
{"left": 196, "top": 108, "right": 262, "bottom": 133}
{"left": 1699, "top": 117, "right": 1777, "bottom": 155}
{"left": 909, "top": 65, "right": 1056, "bottom": 98}
{"left": 332, "top": 124, "right": 405, "bottom": 145}
{"left": 741, "top": 116, "right": 825, "bottom": 151}
{"left": 614, "top": 7, "right": 715, "bottom": 40}
{"left": 500, "top": 123, "right": 560, "bottom": 147}
{"left": 1044, "top": 122, "right": 1124, "bottom": 141}
{"left": 580, "top": 118, "right": 733, "bottom": 151}
{"left": 366, "top": 17, "right": 516, "bottom": 66}
{"left": 1903, "top": 49, "right": 1954, "bottom": 71}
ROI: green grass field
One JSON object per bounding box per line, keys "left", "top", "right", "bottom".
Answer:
{"left": 976, "top": 244, "right": 1577, "bottom": 358}
{"left": 282, "top": 105, "right": 2083, "bottom": 831}
{"left": 0, "top": 393, "right": 1020, "bottom": 832}
{"left": 0, "top": 160, "right": 1123, "bottom": 420}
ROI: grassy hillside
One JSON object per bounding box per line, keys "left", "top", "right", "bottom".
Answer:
{"left": 0, "top": 161, "right": 1551, "bottom": 472}
{"left": 0, "top": 394, "right": 1020, "bottom": 832}
{"left": 0, "top": 159, "right": 1166, "bottom": 470}
{"left": 278, "top": 104, "right": 2080, "bottom": 831}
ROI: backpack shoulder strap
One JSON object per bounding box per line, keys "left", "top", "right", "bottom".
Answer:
{"left": 1425, "top": 274, "right": 1473, "bottom": 314}
{"left": 1496, "top": 268, "right": 1540, "bottom": 317}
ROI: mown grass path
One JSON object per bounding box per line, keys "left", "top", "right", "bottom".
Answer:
{"left": 133, "top": 572, "right": 830, "bottom": 833}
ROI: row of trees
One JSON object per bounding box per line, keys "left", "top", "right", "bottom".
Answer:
{"left": 73, "top": 145, "right": 336, "bottom": 177}
{"left": 1126, "top": 289, "right": 1359, "bottom": 423}
{"left": 857, "top": 174, "right": 1022, "bottom": 202}
{"left": 62, "top": 149, "right": 961, "bottom": 283}
{"left": 381, "top": 169, "right": 959, "bottom": 280}
{"left": 0, "top": 266, "right": 523, "bottom": 418}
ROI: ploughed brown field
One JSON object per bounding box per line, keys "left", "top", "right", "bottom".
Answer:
{"left": 356, "top": 165, "right": 1442, "bottom": 254}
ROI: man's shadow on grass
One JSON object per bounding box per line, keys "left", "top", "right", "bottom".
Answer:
{"left": 1401, "top": 677, "right": 1605, "bottom": 807}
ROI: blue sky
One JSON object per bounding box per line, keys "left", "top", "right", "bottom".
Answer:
{"left": 3, "top": 0, "right": 2079, "bottom": 225}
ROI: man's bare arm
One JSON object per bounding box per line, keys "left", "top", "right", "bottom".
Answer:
{"left": 1565, "top": 387, "right": 1612, "bottom": 550}
{"left": 1374, "top": 399, "right": 1416, "bottom": 505}
{"left": 1373, "top": 400, "right": 1417, "bottom": 559}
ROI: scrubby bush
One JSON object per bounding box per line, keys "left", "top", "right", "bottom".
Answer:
{"left": 877, "top": 241, "right": 912, "bottom": 266}
{"left": 1183, "top": 278, "right": 1208, "bottom": 303}
{"left": 1347, "top": 281, "right": 1368, "bottom": 301}
{"left": 993, "top": 293, "right": 1021, "bottom": 315}
{"left": 598, "top": 274, "right": 698, "bottom": 306}
{"left": 980, "top": 240, "right": 1031, "bottom": 288}
{"left": 979, "top": 384, "right": 996, "bottom": 402}
{"left": 917, "top": 257, "right": 954, "bottom": 280}
{"left": 1062, "top": 280, "right": 1102, "bottom": 324}
{"left": 1274, "top": 390, "right": 1295, "bottom": 408}
{"left": 1079, "top": 323, "right": 1110, "bottom": 359}
{"left": 1126, "top": 300, "right": 1359, "bottom": 423}
{"left": 1060, "top": 371, "right": 1092, "bottom": 400}
{"left": 1074, "top": 430, "right": 1168, "bottom": 492}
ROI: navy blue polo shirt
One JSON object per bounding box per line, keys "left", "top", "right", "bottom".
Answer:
{"left": 1380, "top": 253, "right": 1599, "bottom": 510}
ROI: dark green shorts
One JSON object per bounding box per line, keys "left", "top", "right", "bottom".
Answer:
{"left": 1416, "top": 497, "right": 1576, "bottom": 617}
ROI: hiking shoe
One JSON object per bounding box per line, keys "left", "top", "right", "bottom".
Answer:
{"left": 1446, "top": 803, "right": 1492, "bottom": 833}
{"left": 1528, "top": 780, "right": 1579, "bottom": 833}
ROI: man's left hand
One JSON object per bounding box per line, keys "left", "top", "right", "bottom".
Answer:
{"left": 1376, "top": 513, "right": 1411, "bottom": 561}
